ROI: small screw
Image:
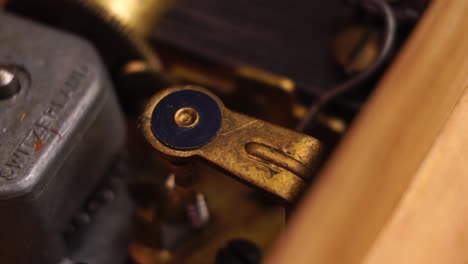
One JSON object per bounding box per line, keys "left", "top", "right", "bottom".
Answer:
{"left": 174, "top": 107, "right": 199, "bottom": 128}
{"left": 0, "top": 66, "right": 20, "bottom": 100}
{"left": 334, "top": 26, "right": 381, "bottom": 75}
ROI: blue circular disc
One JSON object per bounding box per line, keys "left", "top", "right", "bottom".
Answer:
{"left": 151, "top": 89, "right": 223, "bottom": 150}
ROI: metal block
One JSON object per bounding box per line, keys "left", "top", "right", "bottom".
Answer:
{"left": 0, "top": 13, "right": 125, "bottom": 263}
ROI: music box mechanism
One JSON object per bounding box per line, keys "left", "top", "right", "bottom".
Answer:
{"left": 0, "top": 0, "right": 428, "bottom": 263}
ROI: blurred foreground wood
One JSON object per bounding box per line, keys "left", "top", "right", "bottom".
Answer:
{"left": 266, "top": 1, "right": 468, "bottom": 263}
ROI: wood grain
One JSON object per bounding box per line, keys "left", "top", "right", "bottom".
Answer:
{"left": 364, "top": 69, "right": 468, "bottom": 264}
{"left": 265, "top": 0, "right": 468, "bottom": 263}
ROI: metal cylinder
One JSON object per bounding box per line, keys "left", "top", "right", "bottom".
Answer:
{"left": 93, "top": 0, "right": 170, "bottom": 38}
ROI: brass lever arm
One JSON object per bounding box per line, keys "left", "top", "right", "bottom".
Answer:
{"left": 140, "top": 86, "right": 323, "bottom": 202}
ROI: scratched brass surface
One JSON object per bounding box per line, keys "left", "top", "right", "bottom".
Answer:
{"left": 140, "top": 86, "right": 323, "bottom": 202}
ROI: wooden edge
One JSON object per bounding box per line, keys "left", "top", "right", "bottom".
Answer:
{"left": 265, "top": 1, "right": 468, "bottom": 263}
{"left": 363, "top": 65, "right": 468, "bottom": 264}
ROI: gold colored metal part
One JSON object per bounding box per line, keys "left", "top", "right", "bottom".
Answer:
{"left": 130, "top": 165, "right": 285, "bottom": 264}
{"left": 335, "top": 25, "right": 381, "bottom": 75}
{"left": 6, "top": 0, "right": 165, "bottom": 70}
{"left": 165, "top": 63, "right": 296, "bottom": 99}
{"left": 244, "top": 142, "right": 313, "bottom": 180}
{"left": 174, "top": 107, "right": 200, "bottom": 128}
{"left": 317, "top": 114, "right": 347, "bottom": 134}
{"left": 130, "top": 241, "right": 172, "bottom": 264}
{"left": 160, "top": 47, "right": 297, "bottom": 126}
{"left": 140, "top": 86, "right": 323, "bottom": 202}
{"left": 93, "top": 0, "right": 169, "bottom": 37}
{"left": 233, "top": 67, "right": 297, "bottom": 127}
{"left": 293, "top": 104, "right": 347, "bottom": 134}
{"left": 236, "top": 66, "right": 295, "bottom": 94}
{"left": 123, "top": 60, "right": 151, "bottom": 75}
{"left": 74, "top": 0, "right": 167, "bottom": 71}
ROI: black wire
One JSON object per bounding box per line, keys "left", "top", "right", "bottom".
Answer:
{"left": 296, "top": 0, "right": 397, "bottom": 132}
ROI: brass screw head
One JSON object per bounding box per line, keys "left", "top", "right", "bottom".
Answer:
{"left": 174, "top": 107, "right": 199, "bottom": 128}
{"left": 334, "top": 25, "right": 381, "bottom": 75}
